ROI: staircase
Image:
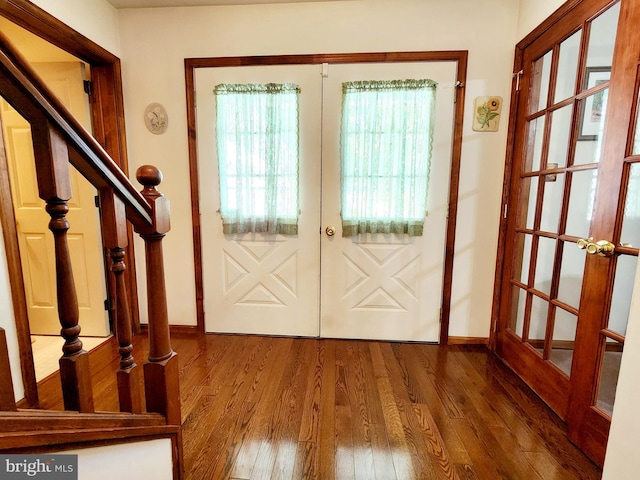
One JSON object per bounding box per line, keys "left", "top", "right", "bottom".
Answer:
{"left": 0, "top": 29, "right": 182, "bottom": 479}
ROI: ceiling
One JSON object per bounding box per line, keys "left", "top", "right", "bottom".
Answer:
{"left": 106, "top": 0, "right": 346, "bottom": 8}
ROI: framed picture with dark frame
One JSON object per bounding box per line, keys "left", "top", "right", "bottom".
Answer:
{"left": 578, "top": 66, "right": 611, "bottom": 140}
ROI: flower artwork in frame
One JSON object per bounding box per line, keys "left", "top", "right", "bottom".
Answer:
{"left": 472, "top": 96, "right": 502, "bottom": 132}
{"left": 578, "top": 67, "right": 610, "bottom": 141}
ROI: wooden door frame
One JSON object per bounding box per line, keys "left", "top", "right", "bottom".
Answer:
{"left": 185, "top": 51, "right": 467, "bottom": 341}
{"left": 0, "top": 0, "right": 138, "bottom": 406}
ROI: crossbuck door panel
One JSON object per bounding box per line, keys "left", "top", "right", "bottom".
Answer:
{"left": 320, "top": 62, "right": 456, "bottom": 341}
{"left": 197, "top": 61, "right": 456, "bottom": 341}
{"left": 197, "top": 65, "right": 322, "bottom": 336}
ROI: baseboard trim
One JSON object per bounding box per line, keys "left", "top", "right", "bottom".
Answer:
{"left": 139, "top": 324, "right": 199, "bottom": 336}
{"left": 448, "top": 336, "right": 489, "bottom": 345}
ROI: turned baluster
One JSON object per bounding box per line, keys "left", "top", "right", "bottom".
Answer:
{"left": 33, "top": 123, "right": 93, "bottom": 412}
{"left": 100, "top": 189, "right": 142, "bottom": 413}
{"left": 134, "top": 165, "right": 181, "bottom": 425}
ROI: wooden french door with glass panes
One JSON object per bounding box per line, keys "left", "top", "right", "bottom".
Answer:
{"left": 496, "top": 0, "right": 640, "bottom": 466}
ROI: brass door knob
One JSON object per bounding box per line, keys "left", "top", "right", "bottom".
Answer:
{"left": 576, "top": 237, "right": 593, "bottom": 250}
{"left": 577, "top": 238, "right": 615, "bottom": 257}
{"left": 325, "top": 226, "right": 336, "bottom": 237}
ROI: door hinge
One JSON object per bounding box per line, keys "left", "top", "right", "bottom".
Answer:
{"left": 454, "top": 81, "right": 464, "bottom": 103}
{"left": 83, "top": 80, "right": 94, "bottom": 96}
{"left": 321, "top": 63, "right": 329, "bottom": 78}
{"left": 513, "top": 70, "right": 523, "bottom": 91}
{"left": 104, "top": 298, "right": 113, "bottom": 311}
{"left": 94, "top": 195, "right": 100, "bottom": 208}
{"left": 439, "top": 308, "right": 443, "bottom": 323}
{"left": 503, "top": 203, "right": 508, "bottom": 219}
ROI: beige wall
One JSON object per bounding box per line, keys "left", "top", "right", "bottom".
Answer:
{"left": 118, "top": 0, "right": 520, "bottom": 334}
{"left": 517, "top": 0, "right": 565, "bottom": 40}
{"left": 28, "top": 0, "right": 121, "bottom": 56}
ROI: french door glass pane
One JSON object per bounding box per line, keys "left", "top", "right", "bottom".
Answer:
{"left": 608, "top": 254, "right": 637, "bottom": 337}
{"left": 577, "top": 88, "right": 609, "bottom": 149}
{"left": 565, "top": 169, "right": 598, "bottom": 238}
{"left": 557, "top": 241, "right": 586, "bottom": 308}
{"left": 555, "top": 30, "right": 582, "bottom": 103}
{"left": 529, "top": 295, "right": 549, "bottom": 349}
{"left": 519, "top": 176, "right": 539, "bottom": 229}
{"left": 510, "top": 286, "right": 526, "bottom": 337}
{"left": 534, "top": 236, "right": 556, "bottom": 295}
{"left": 550, "top": 308, "right": 578, "bottom": 376}
{"left": 548, "top": 105, "right": 574, "bottom": 169}
{"left": 585, "top": 2, "right": 620, "bottom": 72}
{"left": 540, "top": 172, "right": 565, "bottom": 233}
{"left": 531, "top": 51, "right": 552, "bottom": 114}
{"left": 514, "top": 233, "right": 533, "bottom": 284}
{"left": 620, "top": 163, "right": 640, "bottom": 247}
{"left": 524, "top": 116, "right": 546, "bottom": 172}
{"left": 596, "top": 340, "right": 623, "bottom": 417}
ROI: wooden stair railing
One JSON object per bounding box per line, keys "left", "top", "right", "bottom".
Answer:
{"left": 0, "top": 30, "right": 182, "bottom": 477}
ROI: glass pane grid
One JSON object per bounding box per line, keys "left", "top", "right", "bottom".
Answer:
{"left": 595, "top": 337, "right": 623, "bottom": 417}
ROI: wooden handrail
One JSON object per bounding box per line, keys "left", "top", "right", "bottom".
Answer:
{"left": 0, "top": 31, "right": 152, "bottom": 228}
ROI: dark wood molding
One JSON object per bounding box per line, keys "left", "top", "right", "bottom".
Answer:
{"left": 447, "top": 336, "right": 489, "bottom": 345}
{"left": 439, "top": 52, "right": 467, "bottom": 346}
{"left": 489, "top": 46, "right": 523, "bottom": 352}
{"left": 0, "top": 328, "right": 17, "bottom": 410}
{"left": 0, "top": 0, "right": 118, "bottom": 65}
{"left": 185, "top": 50, "right": 468, "bottom": 341}
{"left": 183, "top": 62, "right": 204, "bottom": 333}
{"left": 141, "top": 324, "right": 199, "bottom": 336}
{"left": 0, "top": 423, "right": 178, "bottom": 450}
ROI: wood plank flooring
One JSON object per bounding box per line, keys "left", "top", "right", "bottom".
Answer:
{"left": 37, "top": 333, "right": 603, "bottom": 479}
{"left": 173, "top": 334, "right": 600, "bottom": 480}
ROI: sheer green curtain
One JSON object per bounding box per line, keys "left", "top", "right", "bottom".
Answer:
{"left": 214, "top": 83, "right": 300, "bottom": 234}
{"left": 340, "top": 79, "right": 437, "bottom": 236}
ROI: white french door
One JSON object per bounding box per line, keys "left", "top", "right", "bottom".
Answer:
{"left": 196, "top": 61, "right": 456, "bottom": 341}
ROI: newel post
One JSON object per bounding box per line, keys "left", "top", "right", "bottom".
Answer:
{"left": 134, "top": 165, "right": 181, "bottom": 425}
{"left": 32, "top": 123, "right": 94, "bottom": 412}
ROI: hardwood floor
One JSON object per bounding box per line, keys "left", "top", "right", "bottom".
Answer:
{"left": 37, "top": 333, "right": 602, "bottom": 479}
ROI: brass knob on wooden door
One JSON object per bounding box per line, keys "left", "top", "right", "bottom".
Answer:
{"left": 576, "top": 237, "right": 615, "bottom": 257}
{"left": 325, "top": 226, "right": 336, "bottom": 237}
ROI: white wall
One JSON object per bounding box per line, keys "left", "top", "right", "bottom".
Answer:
{"left": 118, "top": 0, "right": 519, "bottom": 335}
{"left": 28, "top": 0, "right": 121, "bottom": 56}
{"left": 57, "top": 438, "right": 173, "bottom": 480}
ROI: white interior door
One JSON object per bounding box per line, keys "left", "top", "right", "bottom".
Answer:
{"left": 320, "top": 62, "right": 456, "bottom": 341}
{"left": 197, "top": 65, "right": 322, "bottom": 336}
{"left": 1, "top": 62, "right": 109, "bottom": 337}
{"left": 196, "top": 61, "right": 456, "bottom": 341}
